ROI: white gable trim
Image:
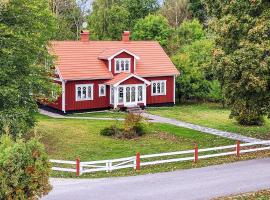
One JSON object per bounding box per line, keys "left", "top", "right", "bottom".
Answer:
{"left": 108, "top": 49, "right": 140, "bottom": 60}
{"left": 113, "top": 73, "right": 151, "bottom": 87}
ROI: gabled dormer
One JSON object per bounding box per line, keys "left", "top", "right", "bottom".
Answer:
{"left": 98, "top": 32, "right": 140, "bottom": 76}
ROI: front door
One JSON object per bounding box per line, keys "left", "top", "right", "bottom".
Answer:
{"left": 125, "top": 86, "right": 137, "bottom": 107}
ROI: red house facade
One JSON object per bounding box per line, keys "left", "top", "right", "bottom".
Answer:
{"left": 48, "top": 31, "right": 179, "bottom": 113}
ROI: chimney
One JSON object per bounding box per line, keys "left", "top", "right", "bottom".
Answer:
{"left": 122, "top": 31, "right": 130, "bottom": 42}
{"left": 81, "top": 30, "right": 89, "bottom": 42}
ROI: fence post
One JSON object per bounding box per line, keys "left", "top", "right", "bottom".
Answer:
{"left": 194, "top": 144, "right": 198, "bottom": 163}
{"left": 76, "top": 158, "right": 80, "bottom": 176}
{"left": 236, "top": 141, "right": 240, "bottom": 157}
{"left": 136, "top": 152, "right": 140, "bottom": 171}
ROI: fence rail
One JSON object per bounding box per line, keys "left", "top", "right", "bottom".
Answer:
{"left": 50, "top": 140, "right": 270, "bottom": 176}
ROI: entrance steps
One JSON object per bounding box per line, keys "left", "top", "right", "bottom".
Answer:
{"left": 126, "top": 105, "right": 144, "bottom": 114}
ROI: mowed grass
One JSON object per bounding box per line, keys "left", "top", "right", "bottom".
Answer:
{"left": 147, "top": 103, "right": 270, "bottom": 139}
{"left": 35, "top": 116, "right": 233, "bottom": 161}
{"left": 34, "top": 114, "right": 270, "bottom": 178}
{"left": 68, "top": 111, "right": 126, "bottom": 118}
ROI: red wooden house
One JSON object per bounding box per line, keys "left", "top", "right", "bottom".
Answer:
{"left": 48, "top": 31, "right": 179, "bottom": 113}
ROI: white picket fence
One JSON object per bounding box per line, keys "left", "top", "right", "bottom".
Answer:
{"left": 50, "top": 140, "right": 270, "bottom": 176}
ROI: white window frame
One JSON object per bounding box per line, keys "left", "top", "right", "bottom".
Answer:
{"left": 99, "top": 84, "right": 106, "bottom": 97}
{"left": 75, "top": 84, "right": 94, "bottom": 101}
{"left": 151, "top": 80, "right": 167, "bottom": 96}
{"left": 114, "top": 58, "right": 131, "bottom": 73}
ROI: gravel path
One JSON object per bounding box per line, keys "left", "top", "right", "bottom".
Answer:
{"left": 141, "top": 113, "right": 262, "bottom": 143}
{"left": 44, "top": 158, "right": 270, "bottom": 200}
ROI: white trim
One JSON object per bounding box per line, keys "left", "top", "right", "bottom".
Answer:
{"left": 114, "top": 84, "right": 145, "bottom": 107}
{"left": 56, "top": 67, "right": 64, "bottom": 81}
{"left": 141, "top": 74, "right": 179, "bottom": 78}
{"left": 99, "top": 84, "right": 106, "bottom": 97}
{"left": 75, "top": 84, "right": 94, "bottom": 101}
{"left": 53, "top": 78, "right": 61, "bottom": 82}
{"left": 113, "top": 87, "right": 117, "bottom": 109}
{"left": 113, "top": 74, "right": 151, "bottom": 87}
{"left": 62, "top": 80, "right": 66, "bottom": 113}
{"left": 114, "top": 58, "right": 131, "bottom": 73}
{"left": 107, "top": 49, "right": 140, "bottom": 60}
{"left": 108, "top": 60, "right": 112, "bottom": 71}
{"left": 151, "top": 80, "right": 167, "bottom": 96}
{"left": 173, "top": 75, "right": 176, "bottom": 104}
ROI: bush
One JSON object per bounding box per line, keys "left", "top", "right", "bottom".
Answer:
{"left": 100, "top": 125, "right": 122, "bottom": 136}
{"left": 0, "top": 135, "right": 52, "bottom": 199}
{"left": 100, "top": 113, "right": 149, "bottom": 139}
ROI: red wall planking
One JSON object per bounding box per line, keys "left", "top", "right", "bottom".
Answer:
{"left": 145, "top": 76, "right": 174, "bottom": 105}
{"left": 64, "top": 79, "right": 110, "bottom": 111}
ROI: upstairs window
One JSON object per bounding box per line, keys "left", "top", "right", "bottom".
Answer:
{"left": 115, "top": 58, "right": 131, "bottom": 73}
{"left": 76, "top": 84, "right": 93, "bottom": 101}
{"left": 99, "top": 84, "right": 106, "bottom": 97}
{"left": 151, "top": 80, "right": 166, "bottom": 96}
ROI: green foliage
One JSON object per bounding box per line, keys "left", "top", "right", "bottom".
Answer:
{"left": 205, "top": 0, "right": 270, "bottom": 125}
{"left": 122, "top": 0, "right": 160, "bottom": 29}
{"left": 171, "top": 20, "right": 216, "bottom": 101}
{"left": 88, "top": 0, "right": 159, "bottom": 40}
{"left": 100, "top": 125, "right": 122, "bottom": 136}
{"left": 0, "top": 135, "right": 51, "bottom": 199}
{"left": 132, "top": 14, "right": 172, "bottom": 47}
{"left": 207, "top": 80, "right": 223, "bottom": 102}
{"left": 161, "top": 0, "right": 189, "bottom": 28}
{"left": 100, "top": 113, "right": 149, "bottom": 139}
{"left": 106, "top": 5, "right": 130, "bottom": 40}
{"left": 188, "top": 0, "right": 207, "bottom": 23}
{"left": 0, "top": 0, "right": 59, "bottom": 137}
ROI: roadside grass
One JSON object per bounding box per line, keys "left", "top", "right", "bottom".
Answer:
{"left": 147, "top": 103, "right": 270, "bottom": 139}
{"left": 215, "top": 189, "right": 270, "bottom": 200}
{"left": 67, "top": 111, "right": 126, "bottom": 118}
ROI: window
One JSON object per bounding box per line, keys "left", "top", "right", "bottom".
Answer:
{"left": 115, "top": 58, "right": 131, "bottom": 73}
{"left": 138, "top": 86, "right": 143, "bottom": 102}
{"left": 99, "top": 84, "right": 106, "bottom": 97}
{"left": 118, "top": 87, "right": 124, "bottom": 103}
{"left": 151, "top": 80, "right": 166, "bottom": 96}
{"left": 76, "top": 84, "right": 93, "bottom": 101}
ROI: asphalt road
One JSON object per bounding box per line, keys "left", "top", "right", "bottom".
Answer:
{"left": 44, "top": 158, "right": 270, "bottom": 200}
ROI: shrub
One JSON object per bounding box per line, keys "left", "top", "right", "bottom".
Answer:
{"left": 100, "top": 125, "right": 122, "bottom": 136}
{"left": 0, "top": 135, "right": 52, "bottom": 199}
{"left": 100, "top": 113, "right": 149, "bottom": 139}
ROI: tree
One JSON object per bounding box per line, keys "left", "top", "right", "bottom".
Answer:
{"left": 88, "top": 0, "right": 159, "bottom": 40}
{"left": 0, "top": 135, "right": 51, "bottom": 199}
{"left": 172, "top": 37, "right": 215, "bottom": 101}
{"left": 205, "top": 0, "right": 270, "bottom": 125}
{"left": 88, "top": 0, "right": 129, "bottom": 40}
{"left": 132, "top": 14, "right": 172, "bottom": 48}
{"left": 188, "top": 0, "right": 207, "bottom": 23}
{"left": 0, "top": 0, "right": 59, "bottom": 137}
{"left": 161, "top": 0, "right": 190, "bottom": 28}
{"left": 123, "top": 0, "right": 160, "bottom": 29}
{"left": 50, "top": 0, "right": 89, "bottom": 40}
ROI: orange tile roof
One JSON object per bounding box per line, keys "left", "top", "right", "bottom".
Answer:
{"left": 50, "top": 41, "right": 179, "bottom": 80}
{"left": 105, "top": 72, "right": 130, "bottom": 85}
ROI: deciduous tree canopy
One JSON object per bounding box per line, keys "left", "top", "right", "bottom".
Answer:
{"left": 0, "top": 0, "right": 59, "bottom": 137}
{"left": 205, "top": 0, "right": 270, "bottom": 125}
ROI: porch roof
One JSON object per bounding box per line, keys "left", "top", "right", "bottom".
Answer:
{"left": 105, "top": 73, "right": 151, "bottom": 87}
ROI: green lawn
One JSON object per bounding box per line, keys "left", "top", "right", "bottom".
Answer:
{"left": 147, "top": 103, "right": 270, "bottom": 139}
{"left": 34, "top": 114, "right": 270, "bottom": 178}
{"left": 67, "top": 111, "right": 126, "bottom": 118}
{"left": 35, "top": 116, "right": 232, "bottom": 161}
